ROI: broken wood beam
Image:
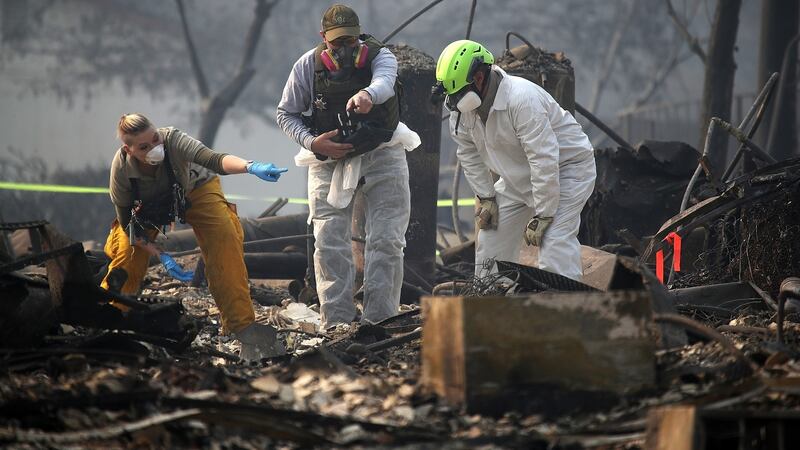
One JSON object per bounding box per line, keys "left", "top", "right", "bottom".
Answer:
{"left": 645, "top": 405, "right": 698, "bottom": 450}
{"left": 421, "top": 291, "right": 657, "bottom": 415}
{"left": 439, "top": 239, "right": 475, "bottom": 266}
{"left": 243, "top": 252, "right": 307, "bottom": 279}
{"left": 646, "top": 405, "right": 800, "bottom": 450}
{"left": 671, "top": 281, "right": 762, "bottom": 310}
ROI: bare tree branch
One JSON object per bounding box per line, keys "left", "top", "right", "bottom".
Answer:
{"left": 617, "top": 43, "right": 694, "bottom": 116}
{"left": 590, "top": 38, "right": 692, "bottom": 148}
{"left": 175, "top": 0, "right": 210, "bottom": 98}
{"left": 237, "top": 0, "right": 280, "bottom": 73}
{"left": 586, "top": 0, "right": 637, "bottom": 113}
{"left": 2, "top": 1, "right": 56, "bottom": 42}
{"left": 212, "top": 69, "right": 256, "bottom": 111}
{"left": 252, "top": 108, "right": 277, "bottom": 127}
{"left": 665, "top": 0, "right": 707, "bottom": 64}
{"left": 210, "top": 0, "right": 278, "bottom": 109}
{"left": 197, "top": 0, "right": 280, "bottom": 145}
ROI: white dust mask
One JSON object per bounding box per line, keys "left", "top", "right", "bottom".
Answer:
{"left": 144, "top": 144, "right": 165, "bottom": 165}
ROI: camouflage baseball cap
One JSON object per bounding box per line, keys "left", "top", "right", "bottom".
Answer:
{"left": 321, "top": 4, "right": 361, "bottom": 41}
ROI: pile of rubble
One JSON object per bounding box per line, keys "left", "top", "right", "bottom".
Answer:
{"left": 3, "top": 190, "right": 800, "bottom": 449}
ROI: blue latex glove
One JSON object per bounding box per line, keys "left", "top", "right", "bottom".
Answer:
{"left": 159, "top": 253, "right": 194, "bottom": 282}
{"left": 246, "top": 161, "right": 288, "bottom": 182}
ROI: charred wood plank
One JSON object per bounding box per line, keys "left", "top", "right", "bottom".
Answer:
{"left": 243, "top": 252, "right": 307, "bottom": 279}
{"left": 646, "top": 405, "right": 800, "bottom": 450}
{"left": 671, "top": 282, "right": 762, "bottom": 309}
{"left": 645, "top": 405, "right": 698, "bottom": 450}
{"left": 421, "top": 291, "right": 657, "bottom": 415}
{"left": 0, "top": 409, "right": 202, "bottom": 445}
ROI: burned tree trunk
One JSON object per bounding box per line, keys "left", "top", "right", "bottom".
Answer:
{"left": 176, "top": 0, "right": 278, "bottom": 147}
{"left": 586, "top": 0, "right": 637, "bottom": 114}
{"left": 350, "top": 46, "right": 440, "bottom": 286}
{"left": 757, "top": 0, "right": 799, "bottom": 160}
{"left": 394, "top": 45, "right": 441, "bottom": 283}
{"left": 698, "top": 0, "right": 742, "bottom": 173}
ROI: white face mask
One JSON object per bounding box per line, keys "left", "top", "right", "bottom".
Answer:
{"left": 456, "top": 91, "right": 482, "bottom": 113}
{"left": 144, "top": 144, "right": 165, "bottom": 165}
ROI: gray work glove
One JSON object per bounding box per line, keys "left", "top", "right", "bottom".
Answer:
{"left": 234, "top": 322, "right": 286, "bottom": 361}
{"left": 523, "top": 216, "right": 553, "bottom": 247}
{"left": 475, "top": 196, "right": 499, "bottom": 230}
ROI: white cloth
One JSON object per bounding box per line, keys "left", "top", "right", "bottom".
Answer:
{"left": 450, "top": 67, "right": 596, "bottom": 279}
{"left": 295, "top": 121, "right": 420, "bottom": 210}
{"left": 308, "top": 145, "right": 411, "bottom": 328}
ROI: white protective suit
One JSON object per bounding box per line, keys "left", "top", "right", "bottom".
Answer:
{"left": 452, "top": 67, "right": 596, "bottom": 281}
{"left": 296, "top": 127, "right": 418, "bottom": 328}
{"left": 277, "top": 45, "right": 417, "bottom": 328}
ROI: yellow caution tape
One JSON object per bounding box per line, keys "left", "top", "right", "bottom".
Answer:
{"left": 0, "top": 181, "right": 109, "bottom": 194}
{"left": 0, "top": 181, "right": 476, "bottom": 207}
{"left": 437, "top": 198, "right": 475, "bottom": 207}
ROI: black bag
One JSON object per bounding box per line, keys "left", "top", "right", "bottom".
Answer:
{"left": 339, "top": 120, "right": 394, "bottom": 157}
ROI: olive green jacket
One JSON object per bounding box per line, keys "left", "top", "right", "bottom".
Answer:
{"left": 109, "top": 127, "right": 228, "bottom": 228}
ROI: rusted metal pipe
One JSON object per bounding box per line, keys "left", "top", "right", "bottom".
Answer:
{"left": 465, "top": 0, "right": 477, "bottom": 39}
{"left": 170, "top": 234, "right": 313, "bottom": 258}
{"left": 381, "top": 0, "right": 446, "bottom": 43}
{"left": 721, "top": 72, "right": 779, "bottom": 181}
{"left": 431, "top": 280, "right": 469, "bottom": 296}
{"left": 505, "top": 31, "right": 537, "bottom": 56}
{"left": 575, "top": 102, "right": 634, "bottom": 151}
{"left": 258, "top": 197, "right": 288, "bottom": 218}
{"left": 680, "top": 116, "right": 777, "bottom": 213}
{"left": 680, "top": 118, "right": 719, "bottom": 213}
{"left": 714, "top": 118, "right": 776, "bottom": 164}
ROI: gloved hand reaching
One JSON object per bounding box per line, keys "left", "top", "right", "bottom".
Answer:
{"left": 246, "top": 162, "right": 288, "bottom": 182}
{"left": 523, "top": 216, "right": 553, "bottom": 247}
{"left": 159, "top": 253, "right": 194, "bottom": 282}
{"left": 475, "top": 196, "right": 499, "bottom": 230}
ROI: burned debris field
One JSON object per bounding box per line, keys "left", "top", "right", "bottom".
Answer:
{"left": 4, "top": 194, "right": 800, "bottom": 449}
{"left": 3, "top": 1, "right": 800, "bottom": 449}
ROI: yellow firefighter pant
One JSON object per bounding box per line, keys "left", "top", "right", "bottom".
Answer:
{"left": 100, "top": 176, "right": 255, "bottom": 333}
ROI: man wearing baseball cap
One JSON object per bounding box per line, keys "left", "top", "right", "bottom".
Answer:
{"left": 276, "top": 4, "right": 418, "bottom": 329}
{"left": 321, "top": 4, "right": 361, "bottom": 42}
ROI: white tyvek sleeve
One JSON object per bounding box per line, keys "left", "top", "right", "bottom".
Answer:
{"left": 276, "top": 51, "right": 316, "bottom": 150}
{"left": 450, "top": 115, "right": 495, "bottom": 199}
{"left": 362, "top": 47, "right": 397, "bottom": 105}
{"left": 511, "top": 100, "right": 560, "bottom": 218}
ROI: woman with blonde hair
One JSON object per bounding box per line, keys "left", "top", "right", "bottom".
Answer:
{"left": 102, "top": 113, "right": 287, "bottom": 360}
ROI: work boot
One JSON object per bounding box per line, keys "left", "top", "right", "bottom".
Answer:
{"left": 106, "top": 268, "right": 128, "bottom": 293}
{"left": 234, "top": 322, "right": 285, "bottom": 361}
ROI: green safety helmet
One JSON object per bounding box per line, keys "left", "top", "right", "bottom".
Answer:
{"left": 435, "top": 39, "right": 495, "bottom": 95}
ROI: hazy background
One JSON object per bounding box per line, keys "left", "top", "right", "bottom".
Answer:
{"left": 0, "top": 0, "right": 765, "bottom": 242}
